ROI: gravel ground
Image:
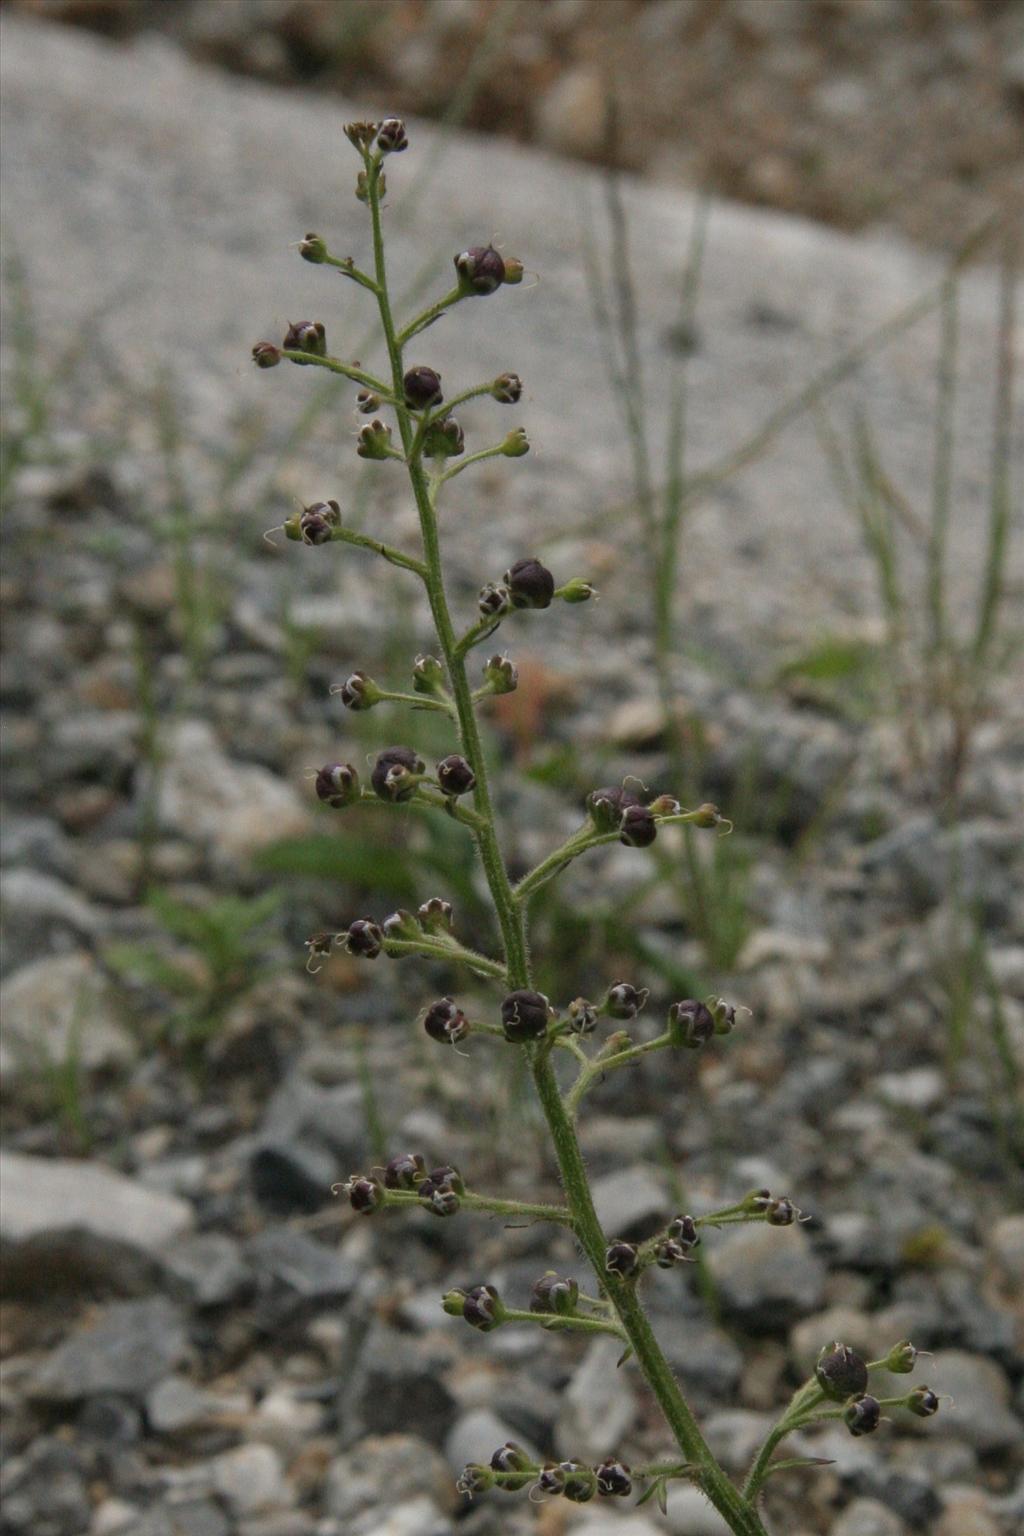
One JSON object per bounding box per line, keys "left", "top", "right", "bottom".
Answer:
{"left": 1, "top": 14, "right": 1023, "bottom": 1536}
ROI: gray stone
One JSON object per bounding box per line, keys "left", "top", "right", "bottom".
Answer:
{"left": 444, "top": 1407, "right": 536, "bottom": 1475}
{"left": 1, "top": 1151, "right": 194, "bottom": 1295}
{"left": 0, "top": 1438, "right": 92, "bottom": 1536}
{"left": 112, "top": 1501, "right": 230, "bottom": 1536}
{"left": 325, "top": 1434, "right": 455, "bottom": 1523}
{"left": 30, "top": 1297, "right": 188, "bottom": 1403}
{"left": 250, "top": 1138, "right": 338, "bottom": 1215}
{"left": 874, "top": 1067, "right": 945, "bottom": 1111}
{"left": 341, "top": 1324, "right": 457, "bottom": 1448}
{"left": 351, "top": 1502, "right": 452, "bottom": 1536}
{"left": 651, "top": 1308, "right": 745, "bottom": 1402}
{"left": 706, "top": 1222, "right": 826, "bottom": 1328}
{"left": 245, "top": 1226, "right": 357, "bottom": 1323}
{"left": 590, "top": 1164, "right": 667, "bottom": 1240}
{"left": 0, "top": 953, "right": 135, "bottom": 1082}
{"left": 145, "top": 1374, "right": 214, "bottom": 1435}
{"left": 208, "top": 1445, "right": 290, "bottom": 1517}
{"left": 556, "top": 1337, "right": 636, "bottom": 1460}
{"left": 831, "top": 1500, "right": 905, "bottom": 1536}
{"left": 0, "top": 811, "right": 73, "bottom": 879}
{"left": 154, "top": 719, "right": 309, "bottom": 865}
{"left": 160, "top": 1231, "right": 252, "bottom": 1309}
{"left": 663, "top": 1484, "right": 732, "bottom": 1534}
{"left": 925, "top": 1350, "right": 1024, "bottom": 1454}
{"left": 702, "top": 1410, "right": 773, "bottom": 1473}
{"left": 989, "top": 1212, "right": 1024, "bottom": 1289}
{"left": 0, "top": 871, "right": 99, "bottom": 975}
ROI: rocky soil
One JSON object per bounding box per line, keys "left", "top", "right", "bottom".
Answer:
{"left": 2, "top": 13, "right": 1023, "bottom": 1536}
{"left": 10, "top": 0, "right": 1024, "bottom": 253}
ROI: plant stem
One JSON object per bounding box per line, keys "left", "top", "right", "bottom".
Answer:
{"left": 364, "top": 159, "right": 768, "bottom": 1536}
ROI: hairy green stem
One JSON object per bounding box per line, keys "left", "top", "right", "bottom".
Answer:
{"left": 361, "top": 157, "right": 767, "bottom": 1536}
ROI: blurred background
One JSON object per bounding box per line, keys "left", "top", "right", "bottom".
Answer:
{"left": 1, "top": 4, "right": 1022, "bottom": 1536}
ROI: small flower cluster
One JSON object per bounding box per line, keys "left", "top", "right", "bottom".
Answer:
{"left": 304, "top": 897, "right": 453, "bottom": 972}
{"left": 587, "top": 778, "right": 724, "bottom": 849}
{"left": 458, "top": 1444, "right": 633, "bottom": 1502}
{"left": 815, "top": 1341, "right": 941, "bottom": 1438}
{"left": 345, "top": 1154, "right": 464, "bottom": 1217}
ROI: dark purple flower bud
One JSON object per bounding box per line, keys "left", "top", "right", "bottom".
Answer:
{"left": 371, "top": 745, "right": 426, "bottom": 802}
{"left": 767, "top": 1196, "right": 799, "bottom": 1226}
{"left": 423, "top": 996, "right": 470, "bottom": 1045}
{"left": 344, "top": 120, "right": 380, "bottom": 149}
{"left": 529, "top": 1271, "right": 579, "bottom": 1315}
{"left": 298, "top": 507, "right": 332, "bottom": 545}
{"left": 252, "top": 341, "right": 282, "bottom": 368}
{"left": 298, "top": 231, "right": 328, "bottom": 263}
{"left": 337, "top": 670, "right": 380, "bottom": 710}
{"left": 423, "top": 416, "right": 465, "bottom": 458}
{"left": 500, "top": 989, "right": 551, "bottom": 1042}
{"left": 844, "top": 1395, "right": 881, "bottom": 1437}
{"left": 314, "top": 762, "right": 360, "bottom": 808}
{"left": 346, "top": 1174, "right": 384, "bottom": 1214}
{"left": 656, "top": 1238, "right": 694, "bottom": 1268}
{"left": 884, "top": 1340, "right": 918, "bottom": 1374}
{"left": 536, "top": 1463, "right": 566, "bottom": 1496}
{"left": 356, "top": 389, "right": 381, "bottom": 413}
{"left": 299, "top": 498, "right": 341, "bottom": 545}
{"left": 504, "top": 557, "right": 554, "bottom": 610}
{"left": 668, "top": 998, "right": 716, "bottom": 1049}
{"left": 587, "top": 782, "right": 645, "bottom": 833}
{"left": 376, "top": 117, "right": 408, "bottom": 153}
{"left": 437, "top": 754, "right": 476, "bottom": 797}
{"left": 668, "top": 1214, "right": 700, "bottom": 1250}
{"left": 383, "top": 1151, "right": 426, "bottom": 1190}
{"left": 418, "top": 896, "right": 454, "bottom": 934}
{"left": 428, "top": 1164, "right": 464, "bottom": 1194}
{"left": 491, "top": 371, "right": 523, "bottom": 404}
{"left": 560, "top": 1461, "right": 596, "bottom": 1503}
{"left": 489, "top": 1442, "right": 533, "bottom": 1491}
{"left": 620, "top": 803, "right": 657, "bottom": 847}
{"left": 456, "top": 1464, "right": 493, "bottom": 1496}
{"left": 483, "top": 654, "right": 518, "bottom": 694}
{"left": 605, "top": 1240, "right": 639, "bottom": 1279}
{"left": 345, "top": 918, "right": 383, "bottom": 959}
{"left": 403, "top": 365, "right": 444, "bottom": 410}
{"left": 478, "top": 583, "right": 512, "bottom": 619}
{"left": 816, "top": 1343, "right": 869, "bottom": 1402}
{"left": 454, "top": 245, "right": 507, "bottom": 295}
{"left": 357, "top": 418, "right": 393, "bottom": 459}
{"left": 605, "top": 982, "right": 650, "bottom": 1020}
{"left": 567, "top": 997, "right": 598, "bottom": 1035}
{"left": 462, "top": 1283, "right": 504, "bottom": 1331}
{"left": 421, "top": 1181, "right": 460, "bottom": 1216}
{"left": 906, "top": 1385, "right": 940, "bottom": 1417}
{"left": 490, "top": 1441, "right": 533, "bottom": 1474}
{"left": 283, "top": 320, "right": 327, "bottom": 360}
{"left": 595, "top": 1460, "right": 632, "bottom": 1498}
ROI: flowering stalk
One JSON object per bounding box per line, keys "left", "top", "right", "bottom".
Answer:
{"left": 252, "top": 120, "right": 940, "bottom": 1536}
